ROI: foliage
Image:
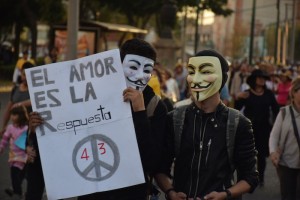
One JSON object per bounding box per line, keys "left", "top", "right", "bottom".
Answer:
{"left": 97, "top": 0, "right": 232, "bottom": 29}
{"left": 177, "top": 0, "right": 232, "bottom": 16}
{"left": 0, "top": 0, "right": 65, "bottom": 60}
{"left": 0, "top": 0, "right": 233, "bottom": 60}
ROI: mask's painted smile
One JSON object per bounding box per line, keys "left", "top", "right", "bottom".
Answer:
{"left": 190, "top": 83, "right": 212, "bottom": 91}
{"left": 126, "top": 77, "right": 147, "bottom": 87}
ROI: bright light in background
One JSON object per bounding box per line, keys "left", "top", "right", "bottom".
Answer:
{"left": 177, "top": 7, "right": 215, "bottom": 25}
{"left": 202, "top": 10, "right": 214, "bottom": 25}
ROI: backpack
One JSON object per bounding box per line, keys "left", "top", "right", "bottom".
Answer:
{"left": 146, "top": 95, "right": 160, "bottom": 117}
{"left": 173, "top": 105, "right": 240, "bottom": 171}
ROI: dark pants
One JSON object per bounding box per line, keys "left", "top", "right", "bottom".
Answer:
{"left": 25, "top": 159, "right": 45, "bottom": 200}
{"left": 277, "top": 165, "right": 300, "bottom": 200}
{"left": 11, "top": 166, "right": 26, "bottom": 195}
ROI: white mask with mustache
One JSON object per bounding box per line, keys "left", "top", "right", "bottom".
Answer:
{"left": 187, "top": 56, "right": 222, "bottom": 101}
{"left": 122, "top": 54, "right": 154, "bottom": 91}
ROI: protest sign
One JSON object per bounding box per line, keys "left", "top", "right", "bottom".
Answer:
{"left": 25, "top": 49, "right": 145, "bottom": 200}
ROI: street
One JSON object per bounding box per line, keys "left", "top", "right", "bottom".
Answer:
{"left": 0, "top": 91, "right": 280, "bottom": 200}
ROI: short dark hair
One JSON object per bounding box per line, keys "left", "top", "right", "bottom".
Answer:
{"left": 22, "top": 62, "right": 35, "bottom": 70}
{"left": 10, "top": 106, "right": 28, "bottom": 128}
{"left": 120, "top": 38, "right": 156, "bottom": 62}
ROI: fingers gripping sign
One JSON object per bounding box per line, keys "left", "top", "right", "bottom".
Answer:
{"left": 123, "top": 87, "right": 145, "bottom": 112}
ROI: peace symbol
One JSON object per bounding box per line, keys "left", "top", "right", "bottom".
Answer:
{"left": 72, "top": 134, "right": 120, "bottom": 181}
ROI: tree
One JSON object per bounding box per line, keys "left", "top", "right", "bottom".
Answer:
{"left": 0, "top": 0, "right": 65, "bottom": 61}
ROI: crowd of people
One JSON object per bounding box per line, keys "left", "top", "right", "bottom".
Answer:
{"left": 0, "top": 38, "right": 300, "bottom": 200}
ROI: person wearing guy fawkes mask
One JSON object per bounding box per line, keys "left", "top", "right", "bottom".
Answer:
{"left": 77, "top": 38, "right": 168, "bottom": 200}
{"left": 154, "top": 50, "right": 259, "bottom": 200}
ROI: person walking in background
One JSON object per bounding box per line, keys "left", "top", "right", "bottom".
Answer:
{"left": 235, "top": 69, "right": 279, "bottom": 186}
{"left": 12, "top": 50, "right": 35, "bottom": 85}
{"left": 230, "top": 63, "right": 250, "bottom": 103}
{"left": 164, "top": 68, "right": 180, "bottom": 103}
{"left": 44, "top": 47, "right": 59, "bottom": 64}
{"left": 1, "top": 62, "right": 34, "bottom": 136}
{"left": 269, "top": 76, "right": 300, "bottom": 200}
{"left": 0, "top": 106, "right": 28, "bottom": 199}
{"left": 276, "top": 70, "right": 292, "bottom": 107}
{"left": 174, "top": 63, "right": 188, "bottom": 101}
{"left": 149, "top": 66, "right": 174, "bottom": 112}
{"left": 155, "top": 50, "right": 258, "bottom": 200}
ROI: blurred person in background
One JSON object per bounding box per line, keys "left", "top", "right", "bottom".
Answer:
{"left": 230, "top": 63, "right": 250, "bottom": 106}
{"left": 12, "top": 50, "right": 35, "bottom": 85}
{"left": 44, "top": 47, "right": 59, "bottom": 64}
{"left": 174, "top": 63, "right": 188, "bottom": 101}
{"left": 269, "top": 76, "right": 300, "bottom": 200}
{"left": 0, "top": 106, "right": 28, "bottom": 199}
{"left": 235, "top": 69, "right": 279, "bottom": 186}
{"left": 1, "top": 62, "right": 34, "bottom": 136}
{"left": 276, "top": 70, "right": 292, "bottom": 107}
{"left": 163, "top": 68, "right": 180, "bottom": 103}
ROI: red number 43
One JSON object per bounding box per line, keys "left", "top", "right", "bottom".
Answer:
{"left": 80, "top": 143, "right": 106, "bottom": 160}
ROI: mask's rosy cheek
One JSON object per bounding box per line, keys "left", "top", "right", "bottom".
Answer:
{"left": 205, "top": 75, "right": 217, "bottom": 83}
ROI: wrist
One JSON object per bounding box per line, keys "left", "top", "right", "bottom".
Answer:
{"left": 165, "top": 188, "right": 176, "bottom": 200}
{"left": 224, "top": 189, "right": 232, "bottom": 200}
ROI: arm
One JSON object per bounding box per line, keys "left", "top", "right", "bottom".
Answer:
{"left": 26, "top": 112, "right": 43, "bottom": 163}
{"left": 0, "top": 126, "right": 11, "bottom": 153}
{"left": 269, "top": 110, "right": 283, "bottom": 167}
{"left": 234, "top": 91, "right": 249, "bottom": 110}
{"left": 12, "top": 67, "right": 19, "bottom": 84}
{"left": 123, "top": 88, "right": 167, "bottom": 173}
{"left": 269, "top": 90, "right": 280, "bottom": 121}
{"left": 203, "top": 116, "right": 259, "bottom": 200}
{"left": 155, "top": 173, "right": 187, "bottom": 200}
{"left": 12, "top": 99, "right": 31, "bottom": 109}
{"left": 233, "top": 115, "right": 259, "bottom": 193}
{"left": 1, "top": 101, "right": 13, "bottom": 136}
{"left": 204, "top": 180, "right": 251, "bottom": 200}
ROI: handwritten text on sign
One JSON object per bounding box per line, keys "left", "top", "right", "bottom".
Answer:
{"left": 26, "top": 49, "right": 131, "bottom": 136}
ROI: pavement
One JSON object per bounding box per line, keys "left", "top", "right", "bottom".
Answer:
{"left": 0, "top": 90, "right": 281, "bottom": 200}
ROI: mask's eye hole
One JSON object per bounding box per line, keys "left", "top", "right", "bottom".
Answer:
{"left": 130, "top": 66, "right": 138, "bottom": 70}
{"left": 188, "top": 70, "right": 195, "bottom": 75}
{"left": 202, "top": 71, "right": 211, "bottom": 74}
{"left": 144, "top": 69, "right": 151, "bottom": 74}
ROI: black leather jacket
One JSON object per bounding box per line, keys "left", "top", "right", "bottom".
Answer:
{"left": 159, "top": 102, "right": 259, "bottom": 199}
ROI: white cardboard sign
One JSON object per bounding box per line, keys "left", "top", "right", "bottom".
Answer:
{"left": 25, "top": 49, "right": 145, "bottom": 200}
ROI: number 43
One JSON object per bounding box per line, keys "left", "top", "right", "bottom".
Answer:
{"left": 81, "top": 143, "right": 106, "bottom": 160}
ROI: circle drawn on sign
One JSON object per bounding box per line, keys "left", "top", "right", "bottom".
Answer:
{"left": 72, "top": 134, "right": 120, "bottom": 181}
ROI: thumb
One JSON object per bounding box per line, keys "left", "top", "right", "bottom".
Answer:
{"left": 177, "top": 192, "right": 187, "bottom": 199}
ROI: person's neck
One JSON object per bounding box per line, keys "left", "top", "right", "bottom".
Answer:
{"left": 193, "top": 93, "right": 221, "bottom": 113}
{"left": 251, "top": 86, "right": 264, "bottom": 95}
{"left": 293, "top": 100, "right": 300, "bottom": 113}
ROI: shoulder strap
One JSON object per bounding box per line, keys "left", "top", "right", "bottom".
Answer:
{"left": 280, "top": 107, "right": 286, "bottom": 120}
{"left": 289, "top": 105, "right": 300, "bottom": 151}
{"left": 173, "top": 105, "right": 189, "bottom": 157}
{"left": 226, "top": 107, "right": 240, "bottom": 171}
{"left": 146, "top": 95, "right": 160, "bottom": 118}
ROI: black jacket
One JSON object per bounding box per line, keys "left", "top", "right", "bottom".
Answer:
{"left": 78, "top": 85, "right": 168, "bottom": 200}
{"left": 158, "top": 102, "right": 259, "bottom": 199}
